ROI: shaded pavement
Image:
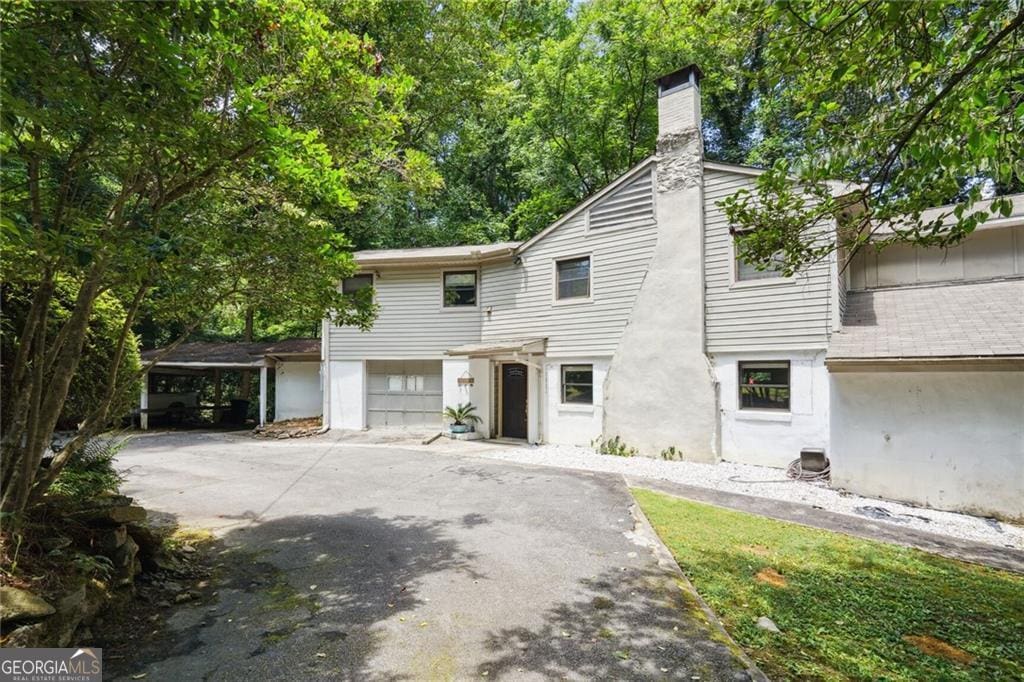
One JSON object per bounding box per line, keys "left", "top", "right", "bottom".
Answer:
{"left": 110, "top": 431, "right": 756, "bottom": 680}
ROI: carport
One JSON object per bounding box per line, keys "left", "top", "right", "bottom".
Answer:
{"left": 139, "top": 342, "right": 272, "bottom": 429}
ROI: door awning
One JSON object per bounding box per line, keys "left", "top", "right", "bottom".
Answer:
{"left": 445, "top": 338, "right": 547, "bottom": 358}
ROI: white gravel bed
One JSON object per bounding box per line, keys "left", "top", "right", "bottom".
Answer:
{"left": 480, "top": 443, "right": 1023, "bottom": 551}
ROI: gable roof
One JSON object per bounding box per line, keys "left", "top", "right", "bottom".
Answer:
{"left": 827, "top": 278, "right": 1024, "bottom": 369}
{"left": 516, "top": 156, "right": 657, "bottom": 254}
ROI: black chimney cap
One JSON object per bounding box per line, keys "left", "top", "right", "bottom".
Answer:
{"left": 655, "top": 64, "right": 704, "bottom": 93}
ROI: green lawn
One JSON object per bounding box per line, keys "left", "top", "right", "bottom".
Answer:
{"left": 632, "top": 488, "right": 1024, "bottom": 681}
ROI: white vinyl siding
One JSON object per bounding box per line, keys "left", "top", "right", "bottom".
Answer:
{"left": 847, "top": 225, "right": 1024, "bottom": 290}
{"left": 329, "top": 269, "right": 482, "bottom": 359}
{"left": 704, "top": 168, "right": 834, "bottom": 352}
{"left": 481, "top": 167, "right": 658, "bottom": 357}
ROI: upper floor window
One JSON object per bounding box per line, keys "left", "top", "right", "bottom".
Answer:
{"left": 343, "top": 274, "right": 373, "bottom": 294}
{"left": 738, "top": 361, "right": 790, "bottom": 410}
{"left": 561, "top": 364, "right": 594, "bottom": 404}
{"left": 733, "top": 229, "right": 785, "bottom": 282}
{"left": 443, "top": 271, "right": 477, "bottom": 307}
{"left": 556, "top": 256, "right": 591, "bottom": 299}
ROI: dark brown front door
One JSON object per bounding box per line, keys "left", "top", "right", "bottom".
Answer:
{"left": 501, "top": 363, "right": 528, "bottom": 439}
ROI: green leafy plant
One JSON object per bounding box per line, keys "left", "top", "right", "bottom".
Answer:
{"left": 50, "top": 436, "right": 129, "bottom": 503}
{"left": 593, "top": 435, "right": 638, "bottom": 458}
{"left": 70, "top": 552, "right": 114, "bottom": 580}
{"left": 442, "top": 402, "right": 481, "bottom": 427}
{"left": 660, "top": 446, "right": 683, "bottom": 461}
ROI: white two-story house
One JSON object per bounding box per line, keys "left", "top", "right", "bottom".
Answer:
{"left": 321, "top": 65, "right": 1023, "bottom": 521}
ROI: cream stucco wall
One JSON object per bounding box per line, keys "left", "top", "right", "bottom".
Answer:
{"left": 714, "top": 350, "right": 829, "bottom": 468}
{"left": 274, "top": 361, "right": 322, "bottom": 421}
{"left": 603, "top": 82, "right": 718, "bottom": 462}
{"left": 830, "top": 371, "right": 1024, "bottom": 521}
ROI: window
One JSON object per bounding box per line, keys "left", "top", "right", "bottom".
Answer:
{"left": 386, "top": 375, "right": 405, "bottom": 392}
{"left": 443, "top": 271, "right": 477, "bottom": 307}
{"left": 561, "top": 364, "right": 594, "bottom": 404}
{"left": 343, "top": 274, "right": 373, "bottom": 294}
{"left": 556, "top": 256, "right": 590, "bottom": 299}
{"left": 733, "top": 230, "right": 785, "bottom": 282}
{"left": 738, "top": 361, "right": 790, "bottom": 411}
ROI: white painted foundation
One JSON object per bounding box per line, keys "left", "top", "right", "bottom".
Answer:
{"left": 329, "top": 360, "right": 366, "bottom": 430}
{"left": 274, "top": 361, "right": 322, "bottom": 421}
{"left": 714, "top": 350, "right": 830, "bottom": 468}
{"left": 442, "top": 358, "right": 491, "bottom": 437}
{"left": 543, "top": 358, "right": 607, "bottom": 446}
{"left": 830, "top": 370, "right": 1024, "bottom": 521}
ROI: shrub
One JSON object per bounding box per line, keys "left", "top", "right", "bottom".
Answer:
{"left": 593, "top": 435, "right": 638, "bottom": 457}
{"left": 49, "top": 436, "right": 129, "bottom": 502}
{"left": 660, "top": 446, "right": 683, "bottom": 461}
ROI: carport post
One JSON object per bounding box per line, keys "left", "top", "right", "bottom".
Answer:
{"left": 139, "top": 372, "right": 149, "bottom": 430}
{"left": 259, "top": 365, "right": 268, "bottom": 427}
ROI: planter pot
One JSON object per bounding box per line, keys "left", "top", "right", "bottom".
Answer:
{"left": 449, "top": 424, "right": 471, "bottom": 434}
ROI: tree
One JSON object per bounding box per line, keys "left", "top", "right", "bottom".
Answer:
{"left": 721, "top": 0, "right": 1023, "bottom": 274}
{"left": 0, "top": 0, "right": 416, "bottom": 516}
{"left": 504, "top": 0, "right": 768, "bottom": 237}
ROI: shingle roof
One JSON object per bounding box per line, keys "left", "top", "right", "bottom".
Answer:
{"left": 141, "top": 338, "right": 321, "bottom": 365}
{"left": 828, "top": 278, "right": 1024, "bottom": 361}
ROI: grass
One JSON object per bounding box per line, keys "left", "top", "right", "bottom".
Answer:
{"left": 632, "top": 488, "right": 1024, "bottom": 681}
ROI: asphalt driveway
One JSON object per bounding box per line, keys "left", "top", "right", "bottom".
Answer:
{"left": 112, "top": 431, "right": 755, "bottom": 681}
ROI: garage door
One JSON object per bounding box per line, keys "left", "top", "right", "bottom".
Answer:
{"left": 367, "top": 360, "right": 443, "bottom": 427}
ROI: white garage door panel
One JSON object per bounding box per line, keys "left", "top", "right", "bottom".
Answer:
{"left": 367, "top": 360, "right": 442, "bottom": 428}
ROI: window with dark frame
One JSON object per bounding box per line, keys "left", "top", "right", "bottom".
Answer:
{"left": 556, "top": 256, "right": 590, "bottom": 299}
{"left": 342, "top": 274, "right": 373, "bottom": 294}
{"left": 443, "top": 271, "right": 477, "bottom": 307}
{"left": 738, "top": 361, "right": 790, "bottom": 410}
{"left": 561, "top": 364, "right": 593, "bottom": 404}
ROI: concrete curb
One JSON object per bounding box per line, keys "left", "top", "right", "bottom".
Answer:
{"left": 626, "top": 483, "right": 770, "bottom": 682}
{"left": 628, "top": 477, "right": 1024, "bottom": 575}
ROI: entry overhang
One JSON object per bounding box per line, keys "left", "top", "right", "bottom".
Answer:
{"left": 445, "top": 338, "right": 547, "bottom": 358}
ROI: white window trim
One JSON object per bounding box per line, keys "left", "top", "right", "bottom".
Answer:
{"left": 728, "top": 232, "right": 794, "bottom": 289}
{"left": 439, "top": 269, "right": 480, "bottom": 310}
{"left": 552, "top": 253, "right": 594, "bottom": 306}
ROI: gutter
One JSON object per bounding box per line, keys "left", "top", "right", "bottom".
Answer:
{"left": 826, "top": 356, "right": 1024, "bottom": 372}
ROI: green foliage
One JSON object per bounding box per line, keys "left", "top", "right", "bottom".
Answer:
{"left": 721, "top": 1, "right": 1024, "bottom": 274}
{"left": 1, "top": 280, "right": 141, "bottom": 430}
{"left": 593, "top": 435, "right": 638, "bottom": 457}
{"left": 634, "top": 489, "right": 1024, "bottom": 680}
{"left": 50, "top": 436, "right": 129, "bottom": 502}
{"left": 442, "top": 402, "right": 481, "bottom": 426}
{"left": 659, "top": 446, "right": 683, "bottom": 461}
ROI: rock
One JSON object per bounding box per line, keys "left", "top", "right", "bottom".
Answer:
{"left": 99, "top": 524, "right": 129, "bottom": 553}
{"left": 68, "top": 495, "right": 147, "bottom": 526}
{"left": 0, "top": 586, "right": 56, "bottom": 623}
{"left": 127, "top": 523, "right": 166, "bottom": 570}
{"left": 756, "top": 616, "right": 781, "bottom": 633}
{"left": 174, "top": 591, "right": 193, "bottom": 604}
{"left": 3, "top": 622, "right": 47, "bottom": 647}
{"left": 109, "top": 535, "right": 141, "bottom": 587}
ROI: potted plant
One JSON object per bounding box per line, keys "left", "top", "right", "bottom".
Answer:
{"left": 443, "top": 402, "right": 481, "bottom": 434}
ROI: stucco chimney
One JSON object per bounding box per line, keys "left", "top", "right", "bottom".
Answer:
{"left": 656, "top": 64, "right": 703, "bottom": 139}
{"left": 603, "top": 64, "right": 718, "bottom": 462}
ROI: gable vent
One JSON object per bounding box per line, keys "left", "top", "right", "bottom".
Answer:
{"left": 587, "top": 170, "right": 655, "bottom": 231}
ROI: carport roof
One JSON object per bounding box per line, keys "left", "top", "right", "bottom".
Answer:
{"left": 827, "top": 278, "right": 1024, "bottom": 371}
{"left": 141, "top": 338, "right": 320, "bottom": 368}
